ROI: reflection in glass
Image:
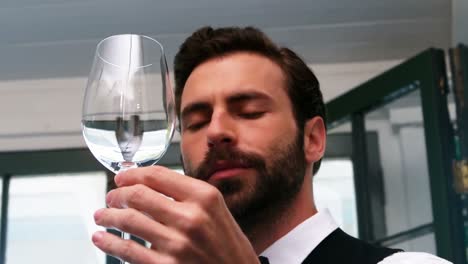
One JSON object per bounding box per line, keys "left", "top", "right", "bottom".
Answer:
{"left": 393, "top": 232, "right": 436, "bottom": 254}
{"left": 6, "top": 173, "right": 106, "bottom": 264}
{"left": 365, "top": 89, "right": 435, "bottom": 253}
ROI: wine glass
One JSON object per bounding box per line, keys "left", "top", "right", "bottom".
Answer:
{"left": 81, "top": 34, "right": 175, "bottom": 264}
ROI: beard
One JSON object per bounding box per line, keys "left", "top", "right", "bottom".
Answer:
{"left": 183, "top": 132, "right": 307, "bottom": 230}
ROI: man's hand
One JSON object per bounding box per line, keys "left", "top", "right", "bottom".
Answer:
{"left": 92, "top": 166, "right": 260, "bottom": 264}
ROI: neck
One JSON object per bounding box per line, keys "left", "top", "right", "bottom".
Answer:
{"left": 244, "top": 174, "right": 317, "bottom": 254}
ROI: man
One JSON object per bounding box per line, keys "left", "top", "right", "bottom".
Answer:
{"left": 92, "top": 27, "right": 451, "bottom": 263}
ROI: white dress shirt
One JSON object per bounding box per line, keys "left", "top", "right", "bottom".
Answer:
{"left": 260, "top": 209, "right": 452, "bottom": 264}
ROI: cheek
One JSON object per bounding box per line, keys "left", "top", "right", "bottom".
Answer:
{"left": 180, "top": 137, "right": 206, "bottom": 169}
{"left": 241, "top": 116, "right": 297, "bottom": 152}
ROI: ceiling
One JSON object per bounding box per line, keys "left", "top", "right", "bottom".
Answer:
{"left": 0, "top": 0, "right": 451, "bottom": 81}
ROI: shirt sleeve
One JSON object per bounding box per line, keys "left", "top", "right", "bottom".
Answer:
{"left": 378, "top": 252, "right": 453, "bottom": 264}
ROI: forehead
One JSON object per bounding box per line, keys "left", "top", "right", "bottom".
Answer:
{"left": 180, "top": 52, "right": 289, "bottom": 109}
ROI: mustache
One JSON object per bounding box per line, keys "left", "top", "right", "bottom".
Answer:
{"left": 193, "top": 145, "right": 267, "bottom": 181}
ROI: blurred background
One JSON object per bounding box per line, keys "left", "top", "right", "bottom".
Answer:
{"left": 0, "top": 0, "right": 467, "bottom": 263}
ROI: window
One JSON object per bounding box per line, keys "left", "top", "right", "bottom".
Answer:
{"left": 6, "top": 173, "right": 106, "bottom": 264}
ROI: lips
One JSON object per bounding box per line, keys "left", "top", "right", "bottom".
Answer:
{"left": 206, "top": 161, "right": 250, "bottom": 180}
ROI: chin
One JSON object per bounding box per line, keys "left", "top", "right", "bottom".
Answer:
{"left": 216, "top": 177, "right": 259, "bottom": 216}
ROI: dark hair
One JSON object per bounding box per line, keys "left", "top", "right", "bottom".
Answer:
{"left": 174, "top": 26, "right": 326, "bottom": 174}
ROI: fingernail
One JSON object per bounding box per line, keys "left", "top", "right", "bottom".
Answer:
{"left": 92, "top": 231, "right": 104, "bottom": 244}
{"left": 114, "top": 173, "right": 122, "bottom": 186}
{"left": 106, "top": 190, "right": 114, "bottom": 205}
{"left": 94, "top": 208, "right": 105, "bottom": 222}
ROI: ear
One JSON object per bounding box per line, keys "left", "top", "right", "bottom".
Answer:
{"left": 303, "top": 116, "right": 326, "bottom": 163}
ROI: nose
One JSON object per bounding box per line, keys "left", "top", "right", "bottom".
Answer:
{"left": 206, "top": 111, "right": 237, "bottom": 148}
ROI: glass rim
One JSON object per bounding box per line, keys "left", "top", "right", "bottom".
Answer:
{"left": 95, "top": 34, "right": 165, "bottom": 69}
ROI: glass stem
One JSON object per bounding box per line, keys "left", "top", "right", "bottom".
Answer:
{"left": 120, "top": 232, "right": 132, "bottom": 264}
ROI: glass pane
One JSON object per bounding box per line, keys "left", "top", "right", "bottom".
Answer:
{"left": 315, "top": 159, "right": 357, "bottom": 237}
{"left": 315, "top": 121, "right": 359, "bottom": 238}
{"left": 7, "top": 172, "right": 106, "bottom": 264}
{"left": 364, "top": 89, "right": 435, "bottom": 251}
{"left": 393, "top": 232, "right": 436, "bottom": 254}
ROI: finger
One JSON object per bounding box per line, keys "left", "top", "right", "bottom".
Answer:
{"left": 105, "top": 183, "right": 224, "bottom": 238}
{"left": 94, "top": 207, "right": 173, "bottom": 245}
{"left": 115, "top": 166, "right": 209, "bottom": 201}
{"left": 106, "top": 184, "right": 180, "bottom": 225}
{"left": 92, "top": 231, "right": 171, "bottom": 264}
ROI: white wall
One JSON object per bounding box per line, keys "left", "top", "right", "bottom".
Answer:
{"left": 0, "top": 78, "right": 86, "bottom": 151}
{"left": 313, "top": 60, "right": 402, "bottom": 102}
{"left": 453, "top": 0, "right": 467, "bottom": 45}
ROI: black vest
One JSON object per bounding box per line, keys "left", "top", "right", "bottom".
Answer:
{"left": 302, "top": 229, "right": 403, "bottom": 264}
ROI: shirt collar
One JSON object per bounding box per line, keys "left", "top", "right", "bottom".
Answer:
{"left": 260, "top": 209, "right": 338, "bottom": 264}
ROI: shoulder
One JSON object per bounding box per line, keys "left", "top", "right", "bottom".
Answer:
{"left": 378, "top": 252, "right": 452, "bottom": 264}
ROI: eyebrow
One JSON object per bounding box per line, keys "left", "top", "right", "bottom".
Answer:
{"left": 226, "top": 91, "right": 272, "bottom": 105}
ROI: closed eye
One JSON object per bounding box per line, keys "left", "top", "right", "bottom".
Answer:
{"left": 239, "top": 112, "right": 265, "bottom": 119}
{"left": 185, "top": 120, "right": 209, "bottom": 131}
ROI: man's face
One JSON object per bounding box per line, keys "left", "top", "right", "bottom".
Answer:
{"left": 179, "top": 52, "right": 306, "bottom": 222}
